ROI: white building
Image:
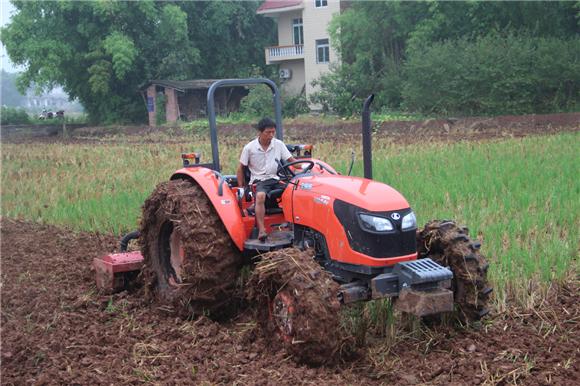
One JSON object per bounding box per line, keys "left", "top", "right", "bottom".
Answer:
{"left": 257, "top": 0, "right": 342, "bottom": 104}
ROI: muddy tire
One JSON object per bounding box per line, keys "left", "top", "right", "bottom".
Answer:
{"left": 246, "top": 248, "right": 341, "bottom": 366}
{"left": 417, "top": 220, "right": 492, "bottom": 323}
{"left": 140, "top": 179, "right": 242, "bottom": 318}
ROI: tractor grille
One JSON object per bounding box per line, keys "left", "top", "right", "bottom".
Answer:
{"left": 333, "top": 200, "right": 416, "bottom": 258}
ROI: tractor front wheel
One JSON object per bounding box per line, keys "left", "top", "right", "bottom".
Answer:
{"left": 247, "top": 248, "right": 342, "bottom": 366}
{"left": 140, "top": 179, "right": 242, "bottom": 318}
{"left": 417, "top": 220, "right": 492, "bottom": 323}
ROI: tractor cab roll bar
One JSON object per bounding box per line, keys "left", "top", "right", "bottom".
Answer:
{"left": 207, "top": 78, "right": 283, "bottom": 172}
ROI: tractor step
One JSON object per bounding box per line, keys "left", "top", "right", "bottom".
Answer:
{"left": 93, "top": 251, "right": 144, "bottom": 294}
{"left": 244, "top": 230, "right": 293, "bottom": 252}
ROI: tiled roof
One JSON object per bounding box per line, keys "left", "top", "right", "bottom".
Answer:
{"left": 257, "top": 0, "right": 303, "bottom": 13}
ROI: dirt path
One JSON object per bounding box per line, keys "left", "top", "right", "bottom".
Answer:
{"left": 1, "top": 219, "right": 578, "bottom": 385}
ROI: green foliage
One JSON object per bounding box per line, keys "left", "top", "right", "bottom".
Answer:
{"left": 156, "top": 4, "right": 199, "bottom": 80}
{"left": 1, "top": 106, "right": 31, "bottom": 124}
{"left": 239, "top": 85, "right": 310, "bottom": 119}
{"left": 310, "top": 65, "right": 359, "bottom": 115}
{"left": 282, "top": 93, "right": 309, "bottom": 118}
{"left": 317, "top": 1, "right": 579, "bottom": 116}
{"left": 88, "top": 60, "right": 112, "bottom": 96}
{"left": 183, "top": 2, "right": 277, "bottom": 79}
{"left": 403, "top": 33, "right": 580, "bottom": 115}
{"left": 1, "top": 1, "right": 276, "bottom": 123}
{"left": 239, "top": 85, "right": 275, "bottom": 118}
{"left": 155, "top": 94, "right": 166, "bottom": 126}
{"left": 103, "top": 32, "right": 138, "bottom": 80}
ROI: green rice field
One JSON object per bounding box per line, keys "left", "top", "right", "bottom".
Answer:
{"left": 2, "top": 131, "right": 579, "bottom": 303}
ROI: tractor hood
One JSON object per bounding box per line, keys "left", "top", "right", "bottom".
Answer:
{"left": 296, "top": 174, "right": 410, "bottom": 212}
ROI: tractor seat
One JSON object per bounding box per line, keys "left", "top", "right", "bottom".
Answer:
{"left": 246, "top": 188, "right": 285, "bottom": 216}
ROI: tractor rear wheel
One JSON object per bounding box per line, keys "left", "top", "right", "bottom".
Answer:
{"left": 140, "top": 179, "right": 242, "bottom": 318}
{"left": 417, "top": 220, "right": 492, "bottom": 323}
{"left": 246, "top": 248, "right": 342, "bottom": 365}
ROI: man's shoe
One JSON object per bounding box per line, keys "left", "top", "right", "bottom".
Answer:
{"left": 258, "top": 231, "right": 268, "bottom": 243}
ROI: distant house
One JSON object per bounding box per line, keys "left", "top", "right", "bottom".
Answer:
{"left": 25, "top": 87, "right": 83, "bottom": 112}
{"left": 26, "top": 89, "right": 67, "bottom": 109}
{"left": 143, "top": 80, "right": 248, "bottom": 127}
{"left": 257, "top": 0, "right": 342, "bottom": 106}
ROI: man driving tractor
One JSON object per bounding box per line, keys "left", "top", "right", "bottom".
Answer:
{"left": 237, "top": 117, "right": 295, "bottom": 242}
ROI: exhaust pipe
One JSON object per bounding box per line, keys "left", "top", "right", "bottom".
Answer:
{"left": 362, "top": 94, "right": 374, "bottom": 179}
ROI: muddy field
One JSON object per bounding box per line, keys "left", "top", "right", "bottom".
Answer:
{"left": 2, "top": 112, "right": 578, "bottom": 145}
{"left": 1, "top": 218, "right": 578, "bottom": 385}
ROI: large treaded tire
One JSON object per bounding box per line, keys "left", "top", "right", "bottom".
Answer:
{"left": 140, "top": 179, "right": 242, "bottom": 318}
{"left": 417, "top": 220, "right": 492, "bottom": 323}
{"left": 246, "top": 248, "right": 342, "bottom": 366}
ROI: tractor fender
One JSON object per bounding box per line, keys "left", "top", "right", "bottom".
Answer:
{"left": 171, "top": 167, "right": 245, "bottom": 251}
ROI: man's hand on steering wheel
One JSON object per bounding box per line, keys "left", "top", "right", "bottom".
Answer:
{"left": 276, "top": 159, "right": 315, "bottom": 180}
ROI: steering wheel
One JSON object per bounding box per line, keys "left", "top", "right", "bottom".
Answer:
{"left": 277, "top": 159, "right": 315, "bottom": 180}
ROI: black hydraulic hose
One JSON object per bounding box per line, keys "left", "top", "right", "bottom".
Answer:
{"left": 120, "top": 230, "right": 140, "bottom": 252}
{"left": 347, "top": 150, "right": 355, "bottom": 176}
{"left": 316, "top": 162, "right": 337, "bottom": 175}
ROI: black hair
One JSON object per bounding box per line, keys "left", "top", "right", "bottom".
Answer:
{"left": 254, "top": 117, "right": 276, "bottom": 132}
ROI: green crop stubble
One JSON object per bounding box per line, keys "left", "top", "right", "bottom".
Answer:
{"left": 2, "top": 132, "right": 578, "bottom": 300}
{"left": 369, "top": 133, "right": 579, "bottom": 302}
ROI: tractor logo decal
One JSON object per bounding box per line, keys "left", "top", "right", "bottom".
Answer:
{"left": 221, "top": 199, "right": 231, "bottom": 205}
{"left": 300, "top": 183, "right": 313, "bottom": 190}
{"left": 314, "top": 195, "right": 330, "bottom": 205}
{"left": 391, "top": 213, "right": 401, "bottom": 220}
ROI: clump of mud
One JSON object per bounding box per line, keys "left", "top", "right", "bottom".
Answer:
{"left": 140, "top": 179, "right": 243, "bottom": 319}
{"left": 417, "top": 220, "right": 492, "bottom": 322}
{"left": 246, "top": 248, "right": 347, "bottom": 366}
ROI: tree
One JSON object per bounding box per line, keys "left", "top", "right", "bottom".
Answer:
{"left": 313, "top": 1, "right": 429, "bottom": 112}
{"left": 1, "top": 1, "right": 275, "bottom": 123}
{"left": 313, "top": 1, "right": 579, "bottom": 115}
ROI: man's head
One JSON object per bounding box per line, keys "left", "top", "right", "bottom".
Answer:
{"left": 255, "top": 117, "right": 276, "bottom": 146}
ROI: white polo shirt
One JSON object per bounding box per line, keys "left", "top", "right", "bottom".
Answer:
{"left": 240, "top": 137, "right": 293, "bottom": 183}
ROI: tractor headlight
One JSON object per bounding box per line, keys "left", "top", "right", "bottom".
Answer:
{"left": 359, "top": 213, "right": 394, "bottom": 233}
{"left": 401, "top": 211, "right": 417, "bottom": 230}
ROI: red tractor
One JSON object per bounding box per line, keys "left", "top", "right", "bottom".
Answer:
{"left": 94, "top": 79, "right": 491, "bottom": 364}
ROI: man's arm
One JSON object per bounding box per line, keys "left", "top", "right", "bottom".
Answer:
{"left": 279, "top": 141, "right": 295, "bottom": 164}
{"left": 236, "top": 162, "right": 246, "bottom": 187}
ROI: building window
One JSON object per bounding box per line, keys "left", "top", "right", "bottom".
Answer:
{"left": 315, "top": 0, "right": 328, "bottom": 8}
{"left": 316, "top": 39, "right": 330, "bottom": 63}
{"left": 293, "top": 18, "right": 304, "bottom": 45}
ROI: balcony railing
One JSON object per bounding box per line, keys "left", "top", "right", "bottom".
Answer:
{"left": 265, "top": 44, "right": 304, "bottom": 64}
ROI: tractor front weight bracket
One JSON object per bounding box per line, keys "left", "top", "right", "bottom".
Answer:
{"left": 340, "top": 258, "right": 454, "bottom": 317}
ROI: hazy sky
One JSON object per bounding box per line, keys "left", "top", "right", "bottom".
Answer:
{"left": 1, "top": 0, "right": 22, "bottom": 73}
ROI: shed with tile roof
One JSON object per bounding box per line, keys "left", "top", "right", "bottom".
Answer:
{"left": 142, "top": 80, "right": 248, "bottom": 127}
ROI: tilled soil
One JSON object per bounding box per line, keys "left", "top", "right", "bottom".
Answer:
{"left": 2, "top": 112, "right": 578, "bottom": 145}
{"left": 1, "top": 218, "right": 579, "bottom": 385}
